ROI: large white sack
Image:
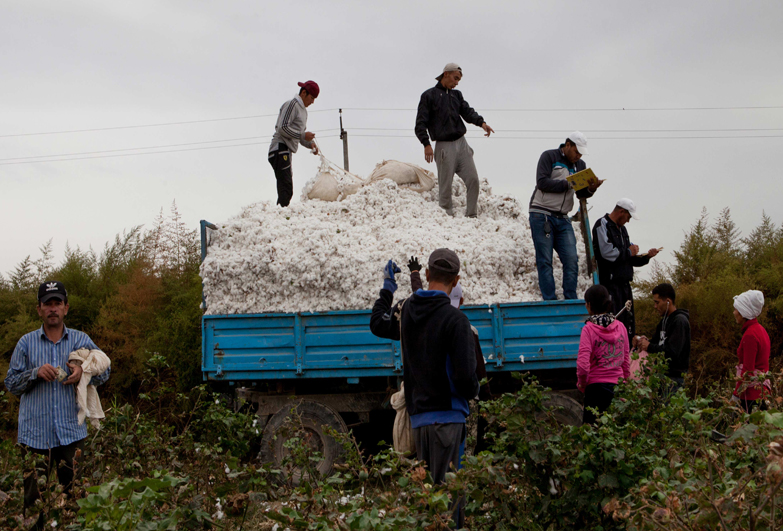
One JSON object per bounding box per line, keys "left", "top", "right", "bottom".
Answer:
{"left": 366, "top": 160, "right": 436, "bottom": 192}
{"left": 200, "top": 178, "right": 592, "bottom": 314}
{"left": 302, "top": 154, "right": 365, "bottom": 202}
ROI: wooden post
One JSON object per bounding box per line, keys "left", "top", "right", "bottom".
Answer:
{"left": 339, "top": 109, "right": 349, "bottom": 171}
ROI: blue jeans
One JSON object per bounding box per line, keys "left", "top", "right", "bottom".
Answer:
{"left": 529, "top": 212, "right": 578, "bottom": 300}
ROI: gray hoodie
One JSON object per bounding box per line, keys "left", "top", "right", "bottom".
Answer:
{"left": 269, "top": 95, "right": 313, "bottom": 155}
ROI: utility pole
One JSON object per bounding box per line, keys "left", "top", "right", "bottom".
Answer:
{"left": 578, "top": 197, "right": 598, "bottom": 284}
{"left": 339, "top": 108, "right": 349, "bottom": 171}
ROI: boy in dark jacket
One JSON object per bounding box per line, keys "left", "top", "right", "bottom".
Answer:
{"left": 637, "top": 283, "right": 691, "bottom": 393}
{"left": 370, "top": 249, "right": 478, "bottom": 527}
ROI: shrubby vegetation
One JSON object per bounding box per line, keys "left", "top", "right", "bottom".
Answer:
{"left": 635, "top": 208, "right": 783, "bottom": 388}
{"left": 3, "top": 358, "right": 783, "bottom": 529}
{"left": 1, "top": 206, "right": 782, "bottom": 529}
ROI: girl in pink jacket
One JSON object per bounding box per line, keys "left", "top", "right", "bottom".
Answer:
{"left": 577, "top": 285, "right": 630, "bottom": 424}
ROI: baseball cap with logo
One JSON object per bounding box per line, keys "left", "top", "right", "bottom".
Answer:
{"left": 297, "top": 80, "right": 319, "bottom": 98}
{"left": 616, "top": 198, "right": 638, "bottom": 219}
{"left": 436, "top": 63, "right": 462, "bottom": 81}
{"left": 567, "top": 131, "right": 589, "bottom": 156}
{"left": 428, "top": 248, "right": 460, "bottom": 275}
{"left": 38, "top": 281, "right": 68, "bottom": 303}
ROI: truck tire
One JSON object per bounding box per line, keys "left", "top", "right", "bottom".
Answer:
{"left": 259, "top": 400, "right": 348, "bottom": 483}
{"left": 541, "top": 393, "right": 583, "bottom": 427}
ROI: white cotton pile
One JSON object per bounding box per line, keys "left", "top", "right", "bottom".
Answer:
{"left": 200, "top": 179, "right": 592, "bottom": 314}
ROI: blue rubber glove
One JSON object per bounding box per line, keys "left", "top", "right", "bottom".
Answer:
{"left": 382, "top": 260, "right": 401, "bottom": 293}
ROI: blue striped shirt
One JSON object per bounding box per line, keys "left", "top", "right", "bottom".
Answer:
{"left": 4, "top": 325, "right": 110, "bottom": 450}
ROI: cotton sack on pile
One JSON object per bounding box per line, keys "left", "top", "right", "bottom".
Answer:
{"left": 69, "top": 348, "right": 111, "bottom": 427}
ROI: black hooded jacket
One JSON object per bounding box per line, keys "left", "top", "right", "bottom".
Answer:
{"left": 647, "top": 309, "right": 691, "bottom": 378}
{"left": 370, "top": 289, "right": 479, "bottom": 422}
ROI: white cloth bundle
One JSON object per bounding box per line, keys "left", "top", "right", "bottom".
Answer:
{"left": 733, "top": 290, "right": 765, "bottom": 320}
{"left": 68, "top": 348, "right": 111, "bottom": 427}
{"left": 390, "top": 382, "right": 415, "bottom": 455}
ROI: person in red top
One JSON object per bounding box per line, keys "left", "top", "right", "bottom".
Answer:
{"left": 731, "top": 289, "right": 771, "bottom": 413}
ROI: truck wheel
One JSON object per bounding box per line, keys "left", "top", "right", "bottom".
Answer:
{"left": 541, "top": 393, "right": 583, "bottom": 427}
{"left": 259, "top": 400, "right": 348, "bottom": 483}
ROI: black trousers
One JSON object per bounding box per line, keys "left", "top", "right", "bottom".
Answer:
{"left": 606, "top": 281, "right": 635, "bottom": 341}
{"left": 583, "top": 383, "right": 616, "bottom": 424}
{"left": 268, "top": 143, "right": 293, "bottom": 207}
{"left": 742, "top": 398, "right": 768, "bottom": 414}
{"left": 413, "top": 423, "right": 466, "bottom": 528}
{"left": 22, "top": 439, "right": 85, "bottom": 513}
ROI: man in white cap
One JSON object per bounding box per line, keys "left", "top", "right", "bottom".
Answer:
{"left": 592, "top": 199, "right": 659, "bottom": 340}
{"left": 415, "top": 63, "right": 494, "bottom": 218}
{"left": 529, "top": 132, "right": 603, "bottom": 300}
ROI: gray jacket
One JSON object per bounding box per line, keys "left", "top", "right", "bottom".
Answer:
{"left": 269, "top": 95, "right": 313, "bottom": 155}
{"left": 528, "top": 145, "right": 593, "bottom": 216}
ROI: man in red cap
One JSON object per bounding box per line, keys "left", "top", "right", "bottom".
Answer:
{"left": 268, "top": 80, "right": 320, "bottom": 206}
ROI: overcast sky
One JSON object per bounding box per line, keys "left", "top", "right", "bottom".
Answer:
{"left": 2, "top": 0, "right": 782, "bottom": 281}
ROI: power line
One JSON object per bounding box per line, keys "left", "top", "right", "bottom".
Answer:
{"left": 0, "top": 110, "right": 339, "bottom": 139}
{"left": 0, "top": 129, "right": 339, "bottom": 162}
{"left": 3, "top": 104, "right": 780, "bottom": 138}
{"left": 341, "top": 105, "right": 783, "bottom": 112}
{"left": 350, "top": 133, "right": 783, "bottom": 140}
{"left": 351, "top": 127, "right": 783, "bottom": 133}
{"left": 0, "top": 134, "right": 340, "bottom": 165}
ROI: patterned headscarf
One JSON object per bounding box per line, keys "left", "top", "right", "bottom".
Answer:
{"left": 587, "top": 313, "right": 616, "bottom": 328}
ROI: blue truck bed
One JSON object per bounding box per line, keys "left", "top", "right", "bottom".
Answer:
{"left": 200, "top": 218, "right": 595, "bottom": 385}
{"left": 202, "top": 300, "right": 588, "bottom": 383}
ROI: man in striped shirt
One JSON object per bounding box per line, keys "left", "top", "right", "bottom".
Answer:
{"left": 268, "top": 80, "right": 320, "bottom": 207}
{"left": 4, "top": 280, "right": 110, "bottom": 522}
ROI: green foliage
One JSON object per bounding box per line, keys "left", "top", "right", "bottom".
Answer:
{"left": 76, "top": 472, "right": 211, "bottom": 531}
{"left": 634, "top": 208, "right": 783, "bottom": 389}
{"left": 0, "top": 203, "right": 202, "bottom": 401}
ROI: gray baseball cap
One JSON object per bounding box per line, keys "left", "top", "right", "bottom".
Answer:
{"left": 436, "top": 62, "right": 462, "bottom": 81}
{"left": 428, "top": 248, "right": 460, "bottom": 275}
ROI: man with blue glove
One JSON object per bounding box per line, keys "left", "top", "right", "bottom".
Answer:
{"left": 370, "top": 249, "right": 478, "bottom": 528}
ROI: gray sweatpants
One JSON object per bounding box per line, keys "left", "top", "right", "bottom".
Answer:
{"left": 435, "top": 136, "right": 479, "bottom": 217}
{"left": 413, "top": 423, "right": 466, "bottom": 528}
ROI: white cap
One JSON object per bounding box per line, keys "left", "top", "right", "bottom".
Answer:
{"left": 733, "top": 290, "right": 764, "bottom": 320}
{"left": 567, "top": 131, "right": 589, "bottom": 156}
{"left": 436, "top": 63, "right": 462, "bottom": 80}
{"left": 616, "top": 198, "right": 638, "bottom": 219}
{"left": 449, "top": 282, "right": 463, "bottom": 308}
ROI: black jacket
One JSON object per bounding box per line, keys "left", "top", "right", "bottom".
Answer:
{"left": 370, "top": 289, "right": 479, "bottom": 420}
{"left": 592, "top": 214, "right": 650, "bottom": 284}
{"left": 415, "top": 83, "right": 484, "bottom": 147}
{"left": 647, "top": 309, "right": 691, "bottom": 378}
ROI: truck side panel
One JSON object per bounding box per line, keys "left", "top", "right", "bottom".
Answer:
{"left": 203, "top": 300, "right": 587, "bottom": 382}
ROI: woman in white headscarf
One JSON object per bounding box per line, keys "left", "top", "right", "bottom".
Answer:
{"left": 731, "top": 290, "right": 771, "bottom": 413}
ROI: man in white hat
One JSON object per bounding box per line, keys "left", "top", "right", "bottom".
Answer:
{"left": 415, "top": 63, "right": 494, "bottom": 218}
{"left": 529, "top": 132, "right": 603, "bottom": 300}
{"left": 592, "top": 199, "right": 660, "bottom": 340}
